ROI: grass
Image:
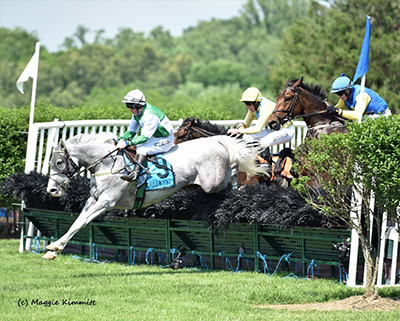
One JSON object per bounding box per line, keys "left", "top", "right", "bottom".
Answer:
{"left": 1, "top": 239, "right": 399, "bottom": 321}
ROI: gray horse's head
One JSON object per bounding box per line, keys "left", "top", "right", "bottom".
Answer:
{"left": 47, "top": 140, "right": 80, "bottom": 197}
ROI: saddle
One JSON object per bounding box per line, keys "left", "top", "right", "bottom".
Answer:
{"left": 122, "top": 146, "right": 175, "bottom": 210}
{"left": 124, "top": 146, "right": 139, "bottom": 165}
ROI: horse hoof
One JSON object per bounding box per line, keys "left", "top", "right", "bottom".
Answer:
{"left": 42, "top": 251, "right": 56, "bottom": 260}
{"left": 45, "top": 244, "right": 59, "bottom": 252}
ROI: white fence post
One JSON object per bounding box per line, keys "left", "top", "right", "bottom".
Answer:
{"left": 41, "top": 119, "right": 59, "bottom": 175}
{"left": 388, "top": 224, "right": 399, "bottom": 286}
{"left": 347, "top": 187, "right": 362, "bottom": 287}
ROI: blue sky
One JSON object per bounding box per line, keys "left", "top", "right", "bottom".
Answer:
{"left": 0, "top": 0, "right": 247, "bottom": 52}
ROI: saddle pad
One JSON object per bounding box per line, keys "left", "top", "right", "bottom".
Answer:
{"left": 123, "top": 153, "right": 175, "bottom": 191}
{"left": 146, "top": 155, "right": 175, "bottom": 190}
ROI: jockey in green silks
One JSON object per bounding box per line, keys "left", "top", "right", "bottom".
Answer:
{"left": 116, "top": 89, "right": 175, "bottom": 184}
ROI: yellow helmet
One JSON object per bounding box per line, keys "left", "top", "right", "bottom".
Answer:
{"left": 240, "top": 87, "right": 262, "bottom": 102}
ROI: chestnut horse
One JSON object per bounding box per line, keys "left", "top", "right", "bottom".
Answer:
{"left": 268, "top": 77, "right": 349, "bottom": 187}
{"left": 268, "top": 77, "right": 349, "bottom": 138}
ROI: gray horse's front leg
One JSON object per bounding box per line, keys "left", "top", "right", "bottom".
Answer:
{"left": 43, "top": 196, "right": 116, "bottom": 258}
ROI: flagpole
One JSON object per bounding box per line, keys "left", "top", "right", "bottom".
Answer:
{"left": 28, "top": 42, "right": 40, "bottom": 128}
{"left": 348, "top": 15, "right": 371, "bottom": 286}
{"left": 16, "top": 42, "right": 40, "bottom": 253}
{"left": 353, "top": 15, "right": 371, "bottom": 123}
{"left": 358, "top": 74, "right": 366, "bottom": 124}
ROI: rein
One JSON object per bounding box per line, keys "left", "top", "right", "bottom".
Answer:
{"left": 72, "top": 148, "right": 119, "bottom": 179}
{"left": 49, "top": 146, "right": 119, "bottom": 190}
{"left": 293, "top": 110, "right": 329, "bottom": 119}
{"left": 179, "top": 124, "right": 218, "bottom": 141}
{"left": 191, "top": 126, "right": 218, "bottom": 137}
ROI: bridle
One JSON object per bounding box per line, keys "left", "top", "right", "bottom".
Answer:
{"left": 272, "top": 86, "right": 304, "bottom": 126}
{"left": 272, "top": 86, "right": 328, "bottom": 127}
{"left": 50, "top": 146, "right": 80, "bottom": 179}
{"left": 49, "top": 144, "right": 118, "bottom": 191}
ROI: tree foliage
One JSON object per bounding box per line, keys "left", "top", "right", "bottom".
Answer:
{"left": 293, "top": 115, "right": 400, "bottom": 297}
{"left": 269, "top": 0, "right": 400, "bottom": 110}
{"left": 1, "top": 0, "right": 398, "bottom": 113}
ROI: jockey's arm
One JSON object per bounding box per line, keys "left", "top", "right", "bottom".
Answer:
{"left": 238, "top": 100, "right": 275, "bottom": 135}
{"left": 118, "top": 130, "right": 136, "bottom": 142}
{"left": 228, "top": 110, "right": 254, "bottom": 135}
{"left": 129, "top": 113, "right": 161, "bottom": 146}
{"left": 117, "top": 116, "right": 140, "bottom": 145}
{"left": 116, "top": 131, "right": 136, "bottom": 149}
{"left": 335, "top": 93, "right": 371, "bottom": 121}
{"left": 241, "top": 110, "right": 255, "bottom": 129}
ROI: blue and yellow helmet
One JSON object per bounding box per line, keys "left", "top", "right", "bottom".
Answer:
{"left": 331, "top": 73, "right": 353, "bottom": 93}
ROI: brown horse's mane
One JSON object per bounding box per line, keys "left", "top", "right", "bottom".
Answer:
{"left": 182, "top": 117, "right": 227, "bottom": 135}
{"left": 287, "top": 79, "right": 328, "bottom": 103}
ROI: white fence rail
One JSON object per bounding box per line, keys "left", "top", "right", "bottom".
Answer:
{"left": 24, "top": 118, "right": 308, "bottom": 174}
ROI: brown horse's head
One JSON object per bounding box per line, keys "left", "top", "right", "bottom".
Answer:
{"left": 268, "top": 77, "right": 306, "bottom": 130}
{"left": 268, "top": 77, "right": 338, "bottom": 133}
{"left": 174, "top": 117, "right": 196, "bottom": 144}
{"left": 174, "top": 117, "right": 227, "bottom": 144}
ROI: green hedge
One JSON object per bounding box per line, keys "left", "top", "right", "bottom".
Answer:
{"left": 0, "top": 96, "right": 247, "bottom": 207}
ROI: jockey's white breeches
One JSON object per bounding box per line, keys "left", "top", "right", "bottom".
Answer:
{"left": 367, "top": 108, "right": 392, "bottom": 119}
{"left": 243, "top": 125, "right": 295, "bottom": 148}
{"left": 137, "top": 133, "right": 175, "bottom": 155}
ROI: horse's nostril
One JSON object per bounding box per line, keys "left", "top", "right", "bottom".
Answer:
{"left": 50, "top": 188, "right": 58, "bottom": 194}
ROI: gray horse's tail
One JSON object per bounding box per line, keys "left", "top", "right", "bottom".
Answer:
{"left": 211, "top": 136, "right": 263, "bottom": 178}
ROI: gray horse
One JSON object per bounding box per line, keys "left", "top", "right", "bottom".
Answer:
{"left": 43, "top": 133, "right": 263, "bottom": 259}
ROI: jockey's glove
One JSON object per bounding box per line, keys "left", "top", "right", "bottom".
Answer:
{"left": 326, "top": 106, "right": 342, "bottom": 115}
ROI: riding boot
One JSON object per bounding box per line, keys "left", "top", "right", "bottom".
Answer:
{"left": 260, "top": 146, "right": 271, "bottom": 162}
{"left": 121, "top": 154, "right": 147, "bottom": 183}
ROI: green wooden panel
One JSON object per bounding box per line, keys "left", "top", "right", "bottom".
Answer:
{"left": 22, "top": 208, "right": 353, "bottom": 274}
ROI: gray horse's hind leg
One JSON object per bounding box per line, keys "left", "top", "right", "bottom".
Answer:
{"left": 230, "top": 163, "right": 239, "bottom": 190}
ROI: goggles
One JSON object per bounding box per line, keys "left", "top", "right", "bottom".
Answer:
{"left": 126, "top": 103, "right": 142, "bottom": 109}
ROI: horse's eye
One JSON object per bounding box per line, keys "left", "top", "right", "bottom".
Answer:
{"left": 56, "top": 159, "right": 66, "bottom": 170}
{"left": 285, "top": 96, "right": 292, "bottom": 102}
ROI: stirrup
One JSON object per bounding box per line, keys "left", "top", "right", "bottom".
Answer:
{"left": 121, "top": 171, "right": 138, "bottom": 182}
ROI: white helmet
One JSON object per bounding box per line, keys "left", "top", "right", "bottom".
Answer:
{"left": 122, "top": 89, "right": 146, "bottom": 105}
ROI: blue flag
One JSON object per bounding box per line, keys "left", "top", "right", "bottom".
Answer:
{"left": 353, "top": 16, "right": 371, "bottom": 83}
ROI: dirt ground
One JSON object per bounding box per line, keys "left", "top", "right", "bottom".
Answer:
{"left": 256, "top": 295, "right": 400, "bottom": 311}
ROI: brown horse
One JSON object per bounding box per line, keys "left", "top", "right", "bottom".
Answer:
{"left": 174, "top": 117, "right": 295, "bottom": 188}
{"left": 268, "top": 77, "right": 349, "bottom": 187}
{"left": 268, "top": 77, "right": 349, "bottom": 139}
{"left": 174, "top": 117, "right": 227, "bottom": 144}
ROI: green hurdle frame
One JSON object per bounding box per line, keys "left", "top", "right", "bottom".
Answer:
{"left": 22, "top": 208, "right": 356, "bottom": 275}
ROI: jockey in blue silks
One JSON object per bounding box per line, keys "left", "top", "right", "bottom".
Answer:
{"left": 327, "top": 73, "right": 391, "bottom": 120}
{"left": 116, "top": 89, "right": 175, "bottom": 184}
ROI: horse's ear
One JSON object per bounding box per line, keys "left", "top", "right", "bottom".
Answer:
{"left": 285, "top": 79, "right": 290, "bottom": 86}
{"left": 60, "top": 140, "right": 66, "bottom": 149}
{"left": 294, "top": 77, "right": 303, "bottom": 88}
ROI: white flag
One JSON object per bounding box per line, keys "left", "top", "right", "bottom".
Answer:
{"left": 16, "top": 43, "right": 40, "bottom": 94}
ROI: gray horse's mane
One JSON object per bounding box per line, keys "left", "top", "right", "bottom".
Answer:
{"left": 67, "top": 132, "right": 116, "bottom": 145}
